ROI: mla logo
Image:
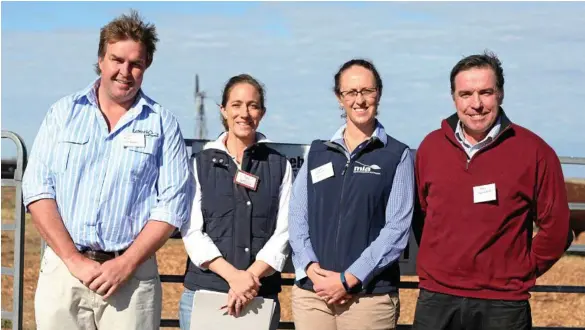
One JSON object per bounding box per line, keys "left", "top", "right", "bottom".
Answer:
{"left": 353, "top": 161, "right": 381, "bottom": 175}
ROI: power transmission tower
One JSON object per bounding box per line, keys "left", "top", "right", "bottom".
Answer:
{"left": 194, "top": 74, "right": 208, "bottom": 139}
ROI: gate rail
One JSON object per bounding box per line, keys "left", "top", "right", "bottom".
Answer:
{"left": 562, "top": 156, "right": 585, "bottom": 255}
{"left": 160, "top": 151, "right": 585, "bottom": 330}
{"left": 159, "top": 277, "right": 585, "bottom": 329}
{"left": 1, "top": 131, "right": 28, "bottom": 330}
{"left": 2, "top": 135, "right": 583, "bottom": 329}
{"left": 159, "top": 149, "right": 585, "bottom": 329}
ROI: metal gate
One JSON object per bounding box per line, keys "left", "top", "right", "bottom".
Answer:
{"left": 1, "top": 131, "right": 28, "bottom": 330}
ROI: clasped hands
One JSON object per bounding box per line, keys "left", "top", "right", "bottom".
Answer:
{"left": 63, "top": 253, "right": 136, "bottom": 299}
{"left": 308, "top": 262, "right": 358, "bottom": 306}
{"left": 223, "top": 269, "right": 262, "bottom": 317}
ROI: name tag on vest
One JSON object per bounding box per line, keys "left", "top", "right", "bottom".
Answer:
{"left": 473, "top": 183, "right": 497, "bottom": 203}
{"left": 234, "top": 170, "right": 259, "bottom": 191}
{"left": 123, "top": 133, "right": 145, "bottom": 148}
{"left": 311, "top": 162, "right": 334, "bottom": 183}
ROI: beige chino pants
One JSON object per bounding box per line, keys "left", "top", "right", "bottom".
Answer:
{"left": 35, "top": 247, "right": 162, "bottom": 330}
{"left": 292, "top": 285, "right": 400, "bottom": 330}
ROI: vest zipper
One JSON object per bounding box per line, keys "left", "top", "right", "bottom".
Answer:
{"left": 332, "top": 139, "right": 374, "bottom": 270}
{"left": 233, "top": 149, "right": 251, "bottom": 269}
{"left": 341, "top": 160, "right": 350, "bottom": 175}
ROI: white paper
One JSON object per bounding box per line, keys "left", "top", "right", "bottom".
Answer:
{"left": 310, "top": 162, "right": 334, "bottom": 183}
{"left": 190, "top": 290, "right": 275, "bottom": 330}
{"left": 473, "top": 183, "right": 497, "bottom": 203}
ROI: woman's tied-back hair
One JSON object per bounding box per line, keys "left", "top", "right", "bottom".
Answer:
{"left": 333, "top": 58, "right": 383, "bottom": 118}
{"left": 333, "top": 58, "right": 383, "bottom": 98}
{"left": 220, "top": 74, "right": 266, "bottom": 131}
{"left": 94, "top": 10, "right": 159, "bottom": 75}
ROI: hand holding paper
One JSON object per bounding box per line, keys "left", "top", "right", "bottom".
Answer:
{"left": 192, "top": 290, "right": 276, "bottom": 329}
{"left": 226, "top": 288, "right": 252, "bottom": 317}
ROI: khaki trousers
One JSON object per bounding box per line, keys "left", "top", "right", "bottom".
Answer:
{"left": 292, "top": 285, "right": 400, "bottom": 330}
{"left": 35, "top": 247, "right": 162, "bottom": 330}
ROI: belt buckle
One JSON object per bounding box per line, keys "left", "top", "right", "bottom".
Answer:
{"left": 83, "top": 250, "right": 112, "bottom": 263}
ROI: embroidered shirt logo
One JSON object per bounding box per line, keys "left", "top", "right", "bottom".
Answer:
{"left": 133, "top": 129, "right": 159, "bottom": 138}
{"left": 353, "top": 161, "right": 381, "bottom": 175}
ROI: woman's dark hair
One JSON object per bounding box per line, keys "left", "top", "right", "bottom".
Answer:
{"left": 333, "top": 59, "right": 383, "bottom": 118}
{"left": 333, "top": 58, "right": 383, "bottom": 98}
{"left": 220, "top": 74, "right": 266, "bottom": 130}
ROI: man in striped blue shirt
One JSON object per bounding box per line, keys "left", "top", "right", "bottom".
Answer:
{"left": 22, "top": 11, "right": 193, "bottom": 330}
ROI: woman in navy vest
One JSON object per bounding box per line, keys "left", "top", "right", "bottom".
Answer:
{"left": 179, "top": 74, "right": 293, "bottom": 330}
{"left": 288, "top": 59, "right": 415, "bottom": 330}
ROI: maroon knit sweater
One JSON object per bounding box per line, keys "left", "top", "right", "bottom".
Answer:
{"left": 414, "top": 111, "right": 571, "bottom": 300}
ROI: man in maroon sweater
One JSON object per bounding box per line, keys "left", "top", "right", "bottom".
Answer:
{"left": 412, "top": 51, "right": 573, "bottom": 330}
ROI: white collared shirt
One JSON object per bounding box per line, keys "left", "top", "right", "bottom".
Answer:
{"left": 455, "top": 117, "right": 502, "bottom": 159}
{"left": 180, "top": 132, "right": 293, "bottom": 274}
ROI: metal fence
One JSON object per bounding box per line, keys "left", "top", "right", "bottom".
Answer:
{"left": 1, "top": 131, "right": 28, "bottom": 330}
{"left": 561, "top": 156, "right": 585, "bottom": 255}
{"left": 161, "top": 141, "right": 585, "bottom": 329}
{"left": 1, "top": 133, "right": 584, "bottom": 329}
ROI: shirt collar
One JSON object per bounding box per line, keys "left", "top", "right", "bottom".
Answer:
{"left": 455, "top": 116, "right": 502, "bottom": 146}
{"left": 205, "top": 131, "right": 270, "bottom": 154}
{"left": 330, "top": 120, "right": 388, "bottom": 146}
{"left": 77, "top": 77, "right": 157, "bottom": 114}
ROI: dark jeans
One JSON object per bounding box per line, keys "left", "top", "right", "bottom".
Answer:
{"left": 412, "top": 289, "right": 532, "bottom": 330}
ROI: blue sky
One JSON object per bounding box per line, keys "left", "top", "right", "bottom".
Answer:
{"left": 2, "top": 1, "right": 584, "bottom": 177}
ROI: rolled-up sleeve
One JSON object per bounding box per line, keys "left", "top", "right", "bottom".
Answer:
{"left": 288, "top": 157, "right": 319, "bottom": 280}
{"left": 149, "top": 114, "right": 194, "bottom": 228}
{"left": 346, "top": 148, "right": 415, "bottom": 286}
{"left": 22, "top": 106, "right": 60, "bottom": 209}
{"left": 256, "top": 160, "right": 293, "bottom": 273}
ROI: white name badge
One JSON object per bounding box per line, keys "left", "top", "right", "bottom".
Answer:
{"left": 473, "top": 183, "right": 497, "bottom": 203}
{"left": 310, "top": 162, "right": 334, "bottom": 184}
{"left": 123, "top": 133, "right": 145, "bottom": 148}
{"left": 234, "top": 170, "right": 259, "bottom": 191}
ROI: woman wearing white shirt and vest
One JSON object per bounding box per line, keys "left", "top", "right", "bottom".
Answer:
{"left": 179, "top": 74, "right": 293, "bottom": 330}
{"left": 288, "top": 59, "right": 415, "bottom": 330}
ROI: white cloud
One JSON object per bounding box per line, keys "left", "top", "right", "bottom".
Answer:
{"left": 2, "top": 2, "right": 584, "bottom": 161}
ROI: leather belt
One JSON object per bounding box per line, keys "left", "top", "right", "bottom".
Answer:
{"left": 81, "top": 249, "right": 126, "bottom": 263}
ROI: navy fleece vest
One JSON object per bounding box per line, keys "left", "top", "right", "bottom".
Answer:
{"left": 183, "top": 143, "right": 287, "bottom": 296}
{"left": 298, "top": 136, "right": 407, "bottom": 294}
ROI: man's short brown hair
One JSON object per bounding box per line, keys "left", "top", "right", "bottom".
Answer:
{"left": 94, "top": 10, "right": 158, "bottom": 75}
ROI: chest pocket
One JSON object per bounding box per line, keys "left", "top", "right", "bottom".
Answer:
{"left": 56, "top": 132, "right": 90, "bottom": 174}
{"left": 125, "top": 138, "right": 158, "bottom": 182}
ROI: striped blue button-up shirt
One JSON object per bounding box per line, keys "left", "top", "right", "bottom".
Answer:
{"left": 22, "top": 79, "right": 194, "bottom": 252}
{"left": 288, "top": 121, "right": 414, "bottom": 285}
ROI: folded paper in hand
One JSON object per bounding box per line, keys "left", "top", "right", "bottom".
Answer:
{"left": 190, "top": 290, "right": 276, "bottom": 330}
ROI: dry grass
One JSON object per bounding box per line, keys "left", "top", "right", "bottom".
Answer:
{"left": 2, "top": 184, "right": 585, "bottom": 329}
